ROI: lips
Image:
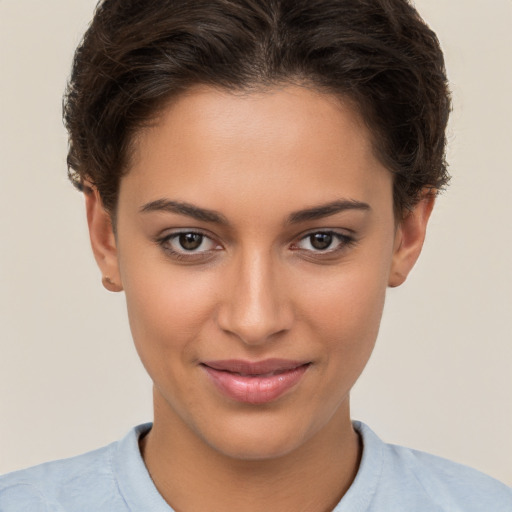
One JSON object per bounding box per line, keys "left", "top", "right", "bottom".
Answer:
{"left": 201, "top": 359, "right": 310, "bottom": 404}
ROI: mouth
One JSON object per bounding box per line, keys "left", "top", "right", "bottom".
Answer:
{"left": 201, "top": 359, "right": 311, "bottom": 404}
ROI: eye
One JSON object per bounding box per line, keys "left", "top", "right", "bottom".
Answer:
{"left": 158, "top": 230, "right": 221, "bottom": 258}
{"left": 176, "top": 233, "right": 207, "bottom": 251}
{"left": 303, "top": 232, "right": 335, "bottom": 251}
{"left": 293, "top": 231, "right": 354, "bottom": 253}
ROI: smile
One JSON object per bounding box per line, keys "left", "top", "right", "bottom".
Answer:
{"left": 201, "top": 359, "right": 311, "bottom": 404}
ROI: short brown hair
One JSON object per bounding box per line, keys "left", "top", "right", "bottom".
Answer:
{"left": 64, "top": 0, "right": 451, "bottom": 216}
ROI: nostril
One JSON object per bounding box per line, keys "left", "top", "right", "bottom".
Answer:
{"left": 215, "top": 255, "right": 294, "bottom": 344}
{"left": 216, "top": 303, "right": 293, "bottom": 346}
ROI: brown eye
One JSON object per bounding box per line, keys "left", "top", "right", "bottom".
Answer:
{"left": 293, "top": 231, "right": 354, "bottom": 255}
{"left": 309, "top": 233, "right": 333, "bottom": 250}
{"left": 159, "top": 231, "right": 221, "bottom": 257}
{"left": 179, "top": 233, "right": 204, "bottom": 251}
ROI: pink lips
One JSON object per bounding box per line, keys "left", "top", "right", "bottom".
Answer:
{"left": 201, "top": 359, "right": 310, "bottom": 404}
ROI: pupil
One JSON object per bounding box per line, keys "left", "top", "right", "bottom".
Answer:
{"left": 311, "top": 233, "right": 332, "bottom": 250}
{"left": 179, "top": 233, "right": 203, "bottom": 250}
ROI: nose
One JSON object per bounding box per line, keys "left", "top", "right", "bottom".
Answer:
{"left": 216, "top": 249, "right": 293, "bottom": 346}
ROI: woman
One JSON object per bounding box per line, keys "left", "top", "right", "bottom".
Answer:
{"left": 1, "top": 0, "right": 511, "bottom": 510}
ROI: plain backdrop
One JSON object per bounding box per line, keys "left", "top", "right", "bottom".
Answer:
{"left": 1, "top": 0, "right": 511, "bottom": 486}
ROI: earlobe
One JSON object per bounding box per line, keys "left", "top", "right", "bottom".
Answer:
{"left": 85, "top": 187, "right": 123, "bottom": 292}
{"left": 388, "top": 192, "right": 435, "bottom": 288}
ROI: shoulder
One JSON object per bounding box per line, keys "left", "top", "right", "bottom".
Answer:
{"left": 348, "top": 422, "right": 512, "bottom": 512}
{"left": 0, "top": 443, "right": 116, "bottom": 512}
{"left": 388, "top": 442, "right": 512, "bottom": 510}
{"left": 0, "top": 424, "right": 151, "bottom": 512}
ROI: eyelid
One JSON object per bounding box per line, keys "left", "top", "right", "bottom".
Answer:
{"left": 290, "top": 229, "right": 356, "bottom": 254}
{"left": 154, "top": 227, "right": 356, "bottom": 263}
{"left": 156, "top": 228, "right": 223, "bottom": 257}
{"left": 157, "top": 227, "right": 218, "bottom": 243}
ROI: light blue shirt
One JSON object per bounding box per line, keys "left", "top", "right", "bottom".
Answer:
{"left": 1, "top": 422, "right": 511, "bottom": 511}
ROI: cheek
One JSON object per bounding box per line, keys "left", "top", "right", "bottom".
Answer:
{"left": 298, "top": 258, "right": 390, "bottom": 364}
{"left": 121, "top": 256, "right": 219, "bottom": 365}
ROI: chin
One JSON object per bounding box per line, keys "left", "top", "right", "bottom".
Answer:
{"left": 203, "top": 427, "right": 309, "bottom": 462}
{"left": 189, "top": 403, "right": 341, "bottom": 463}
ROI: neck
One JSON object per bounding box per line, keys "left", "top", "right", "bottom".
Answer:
{"left": 141, "top": 394, "right": 361, "bottom": 512}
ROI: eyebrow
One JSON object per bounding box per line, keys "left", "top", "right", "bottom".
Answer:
{"left": 287, "top": 199, "right": 371, "bottom": 224}
{"left": 140, "top": 199, "right": 228, "bottom": 224}
{"left": 140, "top": 198, "right": 370, "bottom": 225}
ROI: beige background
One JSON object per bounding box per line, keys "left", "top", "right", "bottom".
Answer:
{"left": 1, "top": 0, "right": 511, "bottom": 485}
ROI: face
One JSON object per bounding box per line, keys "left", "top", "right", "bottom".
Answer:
{"left": 88, "top": 85, "right": 432, "bottom": 461}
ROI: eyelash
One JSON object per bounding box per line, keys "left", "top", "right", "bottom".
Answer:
{"left": 290, "top": 231, "right": 355, "bottom": 255}
{"left": 156, "top": 230, "right": 222, "bottom": 262}
{"left": 156, "top": 229, "right": 356, "bottom": 262}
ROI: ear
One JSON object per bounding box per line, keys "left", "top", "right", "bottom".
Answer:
{"left": 388, "top": 191, "right": 435, "bottom": 288}
{"left": 85, "top": 186, "right": 123, "bottom": 292}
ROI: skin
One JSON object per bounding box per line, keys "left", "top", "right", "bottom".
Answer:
{"left": 87, "top": 85, "right": 434, "bottom": 512}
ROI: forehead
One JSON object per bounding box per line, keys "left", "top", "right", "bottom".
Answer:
{"left": 121, "top": 85, "right": 392, "bottom": 220}
{"left": 135, "top": 84, "right": 372, "bottom": 161}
